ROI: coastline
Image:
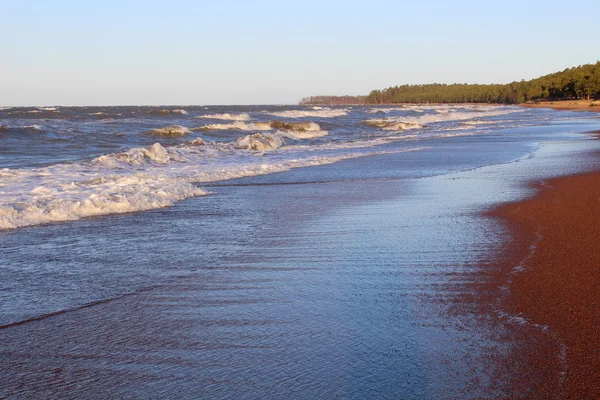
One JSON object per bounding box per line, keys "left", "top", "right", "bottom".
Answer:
{"left": 3, "top": 104, "right": 600, "bottom": 397}
{"left": 300, "top": 100, "right": 600, "bottom": 113}
{"left": 521, "top": 99, "right": 600, "bottom": 113}
{"left": 488, "top": 131, "right": 600, "bottom": 397}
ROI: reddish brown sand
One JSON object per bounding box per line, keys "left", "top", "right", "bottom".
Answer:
{"left": 521, "top": 100, "right": 600, "bottom": 113}
{"left": 491, "top": 171, "right": 600, "bottom": 399}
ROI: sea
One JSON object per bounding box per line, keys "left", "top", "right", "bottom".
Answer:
{"left": 1, "top": 104, "right": 600, "bottom": 398}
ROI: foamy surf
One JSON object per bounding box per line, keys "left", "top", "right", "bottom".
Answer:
{"left": 363, "top": 119, "right": 423, "bottom": 130}
{"left": 196, "top": 113, "right": 251, "bottom": 121}
{"left": 194, "top": 121, "right": 272, "bottom": 131}
{"left": 0, "top": 104, "right": 537, "bottom": 231}
{"left": 269, "top": 108, "right": 349, "bottom": 118}
{"left": 363, "top": 107, "right": 523, "bottom": 131}
{"left": 144, "top": 125, "right": 191, "bottom": 137}
{"left": 194, "top": 120, "right": 325, "bottom": 134}
{"left": 278, "top": 129, "right": 329, "bottom": 139}
{"left": 147, "top": 109, "right": 188, "bottom": 116}
{"left": 0, "top": 141, "right": 424, "bottom": 230}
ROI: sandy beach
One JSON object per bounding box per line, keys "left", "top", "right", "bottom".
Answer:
{"left": 521, "top": 99, "right": 600, "bottom": 113}
{"left": 490, "top": 138, "right": 600, "bottom": 397}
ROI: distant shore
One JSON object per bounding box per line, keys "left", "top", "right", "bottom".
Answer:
{"left": 521, "top": 99, "right": 600, "bottom": 112}
{"left": 300, "top": 99, "right": 600, "bottom": 112}
{"left": 488, "top": 132, "right": 600, "bottom": 398}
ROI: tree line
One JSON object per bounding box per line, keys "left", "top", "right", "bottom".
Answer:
{"left": 300, "top": 62, "right": 600, "bottom": 105}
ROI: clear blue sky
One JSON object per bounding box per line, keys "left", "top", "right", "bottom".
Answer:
{"left": 1, "top": 0, "right": 598, "bottom": 106}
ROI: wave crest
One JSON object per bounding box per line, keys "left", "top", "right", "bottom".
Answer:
{"left": 234, "top": 133, "right": 284, "bottom": 152}
{"left": 144, "top": 125, "right": 191, "bottom": 137}
{"left": 363, "top": 119, "right": 423, "bottom": 131}
{"left": 147, "top": 109, "right": 188, "bottom": 116}
{"left": 0, "top": 174, "right": 208, "bottom": 230}
{"left": 194, "top": 121, "right": 274, "bottom": 131}
{"left": 196, "top": 113, "right": 251, "bottom": 121}
{"left": 0, "top": 142, "right": 423, "bottom": 231}
{"left": 0, "top": 125, "right": 43, "bottom": 136}
{"left": 269, "top": 108, "right": 349, "bottom": 118}
{"left": 194, "top": 120, "right": 324, "bottom": 133}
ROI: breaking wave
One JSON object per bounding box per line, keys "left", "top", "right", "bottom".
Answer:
{"left": 279, "top": 129, "right": 328, "bottom": 139}
{"left": 0, "top": 134, "right": 424, "bottom": 230}
{"left": 269, "top": 108, "right": 349, "bottom": 118}
{"left": 363, "top": 107, "right": 523, "bottom": 131}
{"left": 196, "top": 113, "right": 251, "bottom": 121}
{"left": 234, "top": 133, "right": 285, "bottom": 152}
{"left": 403, "top": 108, "right": 521, "bottom": 125}
{"left": 147, "top": 109, "right": 188, "bottom": 116}
{"left": 194, "top": 120, "right": 324, "bottom": 133}
{"left": 363, "top": 119, "right": 423, "bottom": 131}
{"left": 0, "top": 170, "right": 208, "bottom": 230}
{"left": 0, "top": 104, "right": 527, "bottom": 231}
{"left": 144, "top": 125, "right": 191, "bottom": 137}
{"left": 0, "top": 125, "right": 43, "bottom": 136}
{"left": 194, "top": 121, "right": 274, "bottom": 131}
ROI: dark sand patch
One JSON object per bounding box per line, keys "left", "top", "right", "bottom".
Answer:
{"left": 489, "top": 170, "right": 600, "bottom": 399}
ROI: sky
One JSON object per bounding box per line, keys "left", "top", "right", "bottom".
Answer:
{"left": 1, "top": 0, "right": 599, "bottom": 106}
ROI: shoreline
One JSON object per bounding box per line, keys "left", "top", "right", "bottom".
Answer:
{"left": 520, "top": 99, "right": 600, "bottom": 112}
{"left": 487, "top": 135, "right": 600, "bottom": 397}
{"left": 299, "top": 100, "right": 600, "bottom": 112}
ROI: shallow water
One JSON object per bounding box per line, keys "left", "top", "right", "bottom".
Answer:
{"left": 1, "top": 105, "right": 600, "bottom": 398}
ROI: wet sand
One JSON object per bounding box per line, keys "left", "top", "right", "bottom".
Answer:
{"left": 490, "top": 165, "right": 600, "bottom": 398}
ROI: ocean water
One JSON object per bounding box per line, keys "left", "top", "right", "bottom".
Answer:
{"left": 1, "top": 104, "right": 600, "bottom": 398}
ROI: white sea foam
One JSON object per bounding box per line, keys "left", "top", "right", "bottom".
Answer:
{"left": 0, "top": 104, "right": 516, "bottom": 231}
{"left": 172, "top": 109, "right": 188, "bottom": 115}
{"left": 194, "top": 121, "right": 325, "bottom": 135}
{"left": 234, "top": 133, "right": 285, "bottom": 152}
{"left": 269, "top": 108, "right": 349, "bottom": 118}
{"left": 229, "top": 130, "right": 327, "bottom": 152}
{"left": 0, "top": 135, "right": 424, "bottom": 230}
{"left": 145, "top": 125, "right": 191, "bottom": 137}
{"left": 417, "top": 108, "right": 521, "bottom": 124}
{"left": 364, "top": 119, "right": 423, "bottom": 131}
{"left": 196, "top": 113, "right": 251, "bottom": 121}
{"left": 194, "top": 121, "right": 274, "bottom": 131}
{"left": 365, "top": 107, "right": 522, "bottom": 130}
{"left": 0, "top": 170, "right": 208, "bottom": 230}
{"left": 278, "top": 129, "right": 329, "bottom": 139}
{"left": 432, "top": 131, "right": 488, "bottom": 138}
